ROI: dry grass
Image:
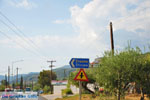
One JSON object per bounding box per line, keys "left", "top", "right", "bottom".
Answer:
{"left": 125, "top": 94, "right": 149, "bottom": 100}
{"left": 55, "top": 94, "right": 150, "bottom": 100}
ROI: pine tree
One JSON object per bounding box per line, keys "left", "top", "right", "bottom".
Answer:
{"left": 20, "top": 76, "right": 23, "bottom": 89}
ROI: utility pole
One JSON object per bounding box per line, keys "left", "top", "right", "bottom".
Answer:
{"left": 110, "top": 22, "right": 121, "bottom": 100}
{"left": 64, "top": 69, "right": 66, "bottom": 80}
{"left": 16, "top": 67, "right": 19, "bottom": 85}
{"left": 5, "top": 74, "right": 7, "bottom": 88}
{"left": 16, "top": 67, "right": 21, "bottom": 85}
{"left": 8, "top": 66, "right": 10, "bottom": 87}
{"left": 12, "top": 60, "right": 23, "bottom": 89}
{"left": 110, "top": 22, "right": 114, "bottom": 54}
{"left": 47, "top": 60, "right": 56, "bottom": 94}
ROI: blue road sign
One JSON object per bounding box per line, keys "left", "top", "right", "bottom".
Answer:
{"left": 69, "top": 58, "right": 89, "bottom": 68}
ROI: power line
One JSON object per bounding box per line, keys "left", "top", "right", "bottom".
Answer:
{"left": 0, "top": 30, "right": 45, "bottom": 58}
{"left": 0, "top": 11, "right": 49, "bottom": 60}
{"left": 0, "top": 11, "right": 44, "bottom": 52}
{"left": 0, "top": 19, "right": 47, "bottom": 59}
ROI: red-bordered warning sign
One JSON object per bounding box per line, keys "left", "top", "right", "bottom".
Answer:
{"left": 74, "top": 69, "right": 88, "bottom": 81}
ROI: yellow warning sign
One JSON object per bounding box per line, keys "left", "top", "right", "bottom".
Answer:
{"left": 74, "top": 69, "right": 88, "bottom": 81}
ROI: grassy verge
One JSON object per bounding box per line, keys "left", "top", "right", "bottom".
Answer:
{"left": 55, "top": 94, "right": 150, "bottom": 100}
{"left": 55, "top": 94, "right": 114, "bottom": 100}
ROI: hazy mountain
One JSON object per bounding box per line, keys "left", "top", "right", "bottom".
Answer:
{"left": 0, "top": 75, "right": 5, "bottom": 82}
{"left": 53, "top": 65, "right": 76, "bottom": 80}
{"left": 0, "top": 65, "right": 75, "bottom": 84}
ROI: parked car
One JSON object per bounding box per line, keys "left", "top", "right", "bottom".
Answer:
{"left": 25, "top": 87, "right": 31, "bottom": 92}
{"left": 5, "top": 88, "right": 13, "bottom": 92}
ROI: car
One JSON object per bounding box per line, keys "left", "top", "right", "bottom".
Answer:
{"left": 25, "top": 87, "right": 31, "bottom": 92}
{"left": 5, "top": 88, "right": 13, "bottom": 92}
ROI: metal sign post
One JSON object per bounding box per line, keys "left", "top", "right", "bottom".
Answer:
{"left": 79, "top": 81, "right": 82, "bottom": 100}
{"left": 70, "top": 58, "right": 89, "bottom": 100}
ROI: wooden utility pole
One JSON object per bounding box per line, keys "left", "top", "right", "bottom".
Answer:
{"left": 16, "top": 67, "right": 19, "bottom": 85}
{"left": 64, "top": 69, "right": 66, "bottom": 80}
{"left": 110, "top": 22, "right": 114, "bottom": 54}
{"left": 110, "top": 22, "right": 121, "bottom": 100}
{"left": 16, "top": 67, "right": 21, "bottom": 85}
{"left": 47, "top": 60, "right": 56, "bottom": 94}
{"left": 5, "top": 74, "right": 7, "bottom": 88}
{"left": 8, "top": 66, "right": 10, "bottom": 86}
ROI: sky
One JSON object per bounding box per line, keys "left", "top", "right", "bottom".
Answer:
{"left": 0, "top": 0, "right": 149, "bottom": 75}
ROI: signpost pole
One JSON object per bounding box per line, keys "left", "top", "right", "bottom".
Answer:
{"left": 69, "top": 58, "right": 89, "bottom": 100}
{"left": 79, "top": 81, "right": 82, "bottom": 100}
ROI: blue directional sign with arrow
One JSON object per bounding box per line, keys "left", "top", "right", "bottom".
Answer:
{"left": 69, "top": 58, "right": 89, "bottom": 68}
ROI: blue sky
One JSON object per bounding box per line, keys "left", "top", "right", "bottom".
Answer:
{"left": 0, "top": 0, "right": 149, "bottom": 75}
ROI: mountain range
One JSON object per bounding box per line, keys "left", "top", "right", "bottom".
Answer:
{"left": 0, "top": 65, "right": 75, "bottom": 83}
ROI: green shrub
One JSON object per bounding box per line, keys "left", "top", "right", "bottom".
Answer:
{"left": 62, "top": 88, "right": 73, "bottom": 97}
{"left": 0, "top": 85, "right": 5, "bottom": 91}
{"left": 43, "top": 85, "right": 51, "bottom": 94}
{"left": 33, "top": 84, "right": 41, "bottom": 91}
{"left": 82, "top": 89, "right": 91, "bottom": 94}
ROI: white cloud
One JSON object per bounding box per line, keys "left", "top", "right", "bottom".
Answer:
{"left": 9, "top": 0, "right": 37, "bottom": 9}
{"left": 53, "top": 20, "right": 70, "bottom": 24}
{"left": 53, "top": 20, "right": 65, "bottom": 24}
{"left": 0, "top": 0, "right": 149, "bottom": 74}
{"left": 69, "top": 0, "right": 150, "bottom": 48}
{"left": 1, "top": 0, "right": 150, "bottom": 66}
{"left": 113, "top": 0, "right": 150, "bottom": 38}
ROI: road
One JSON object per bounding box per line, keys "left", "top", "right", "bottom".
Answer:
{"left": 0, "top": 96, "right": 47, "bottom": 100}
{"left": 38, "top": 96, "right": 47, "bottom": 100}
{"left": 41, "top": 86, "right": 66, "bottom": 100}
{"left": 0, "top": 85, "right": 79, "bottom": 100}
{"left": 42, "top": 85, "right": 79, "bottom": 100}
{"left": 0, "top": 92, "right": 47, "bottom": 100}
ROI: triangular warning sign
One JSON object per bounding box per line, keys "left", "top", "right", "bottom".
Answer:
{"left": 74, "top": 69, "right": 88, "bottom": 81}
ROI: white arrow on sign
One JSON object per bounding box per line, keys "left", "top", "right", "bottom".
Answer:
{"left": 71, "top": 59, "right": 75, "bottom": 68}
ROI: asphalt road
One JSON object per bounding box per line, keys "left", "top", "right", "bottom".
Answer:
{"left": 0, "top": 85, "right": 79, "bottom": 100}
{"left": 0, "top": 96, "right": 47, "bottom": 100}
{"left": 38, "top": 96, "right": 47, "bottom": 100}
{"left": 42, "top": 85, "right": 79, "bottom": 100}
{"left": 0, "top": 92, "right": 47, "bottom": 100}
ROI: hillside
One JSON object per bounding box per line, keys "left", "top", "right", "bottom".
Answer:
{"left": 0, "top": 75, "right": 5, "bottom": 82}
{"left": 53, "top": 65, "right": 76, "bottom": 80}
{"left": 2, "top": 65, "right": 76, "bottom": 83}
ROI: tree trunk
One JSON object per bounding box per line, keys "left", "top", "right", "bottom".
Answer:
{"left": 140, "top": 87, "right": 144, "bottom": 100}
{"left": 117, "top": 72, "right": 121, "bottom": 100}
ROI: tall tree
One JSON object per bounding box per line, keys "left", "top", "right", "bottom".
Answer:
{"left": 38, "top": 70, "right": 57, "bottom": 88}
{"left": 96, "top": 47, "right": 141, "bottom": 100}
{"left": 20, "top": 76, "right": 23, "bottom": 89}
{"left": 1, "top": 80, "right": 7, "bottom": 86}
{"left": 131, "top": 52, "right": 150, "bottom": 100}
